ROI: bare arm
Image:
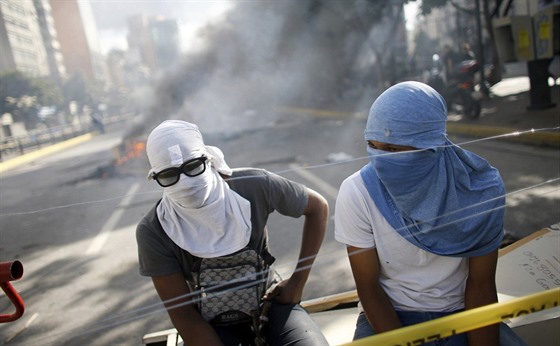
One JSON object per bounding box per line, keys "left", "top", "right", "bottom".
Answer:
{"left": 152, "top": 273, "right": 223, "bottom": 346}
{"left": 347, "top": 246, "right": 401, "bottom": 333}
{"left": 465, "top": 249, "right": 499, "bottom": 346}
{"left": 264, "top": 188, "right": 328, "bottom": 303}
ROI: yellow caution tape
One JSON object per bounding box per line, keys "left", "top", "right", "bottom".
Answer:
{"left": 344, "top": 288, "right": 560, "bottom": 346}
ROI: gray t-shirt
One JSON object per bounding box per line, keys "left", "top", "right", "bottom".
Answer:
{"left": 136, "top": 168, "right": 308, "bottom": 280}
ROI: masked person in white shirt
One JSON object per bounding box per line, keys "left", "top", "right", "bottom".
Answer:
{"left": 136, "top": 120, "right": 329, "bottom": 346}
{"left": 335, "top": 81, "right": 527, "bottom": 346}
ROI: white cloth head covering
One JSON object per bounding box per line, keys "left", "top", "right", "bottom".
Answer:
{"left": 146, "top": 120, "right": 251, "bottom": 258}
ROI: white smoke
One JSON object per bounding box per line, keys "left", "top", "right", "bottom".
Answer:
{"left": 144, "top": 1, "right": 402, "bottom": 135}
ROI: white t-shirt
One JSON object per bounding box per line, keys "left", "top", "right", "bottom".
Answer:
{"left": 334, "top": 171, "right": 468, "bottom": 312}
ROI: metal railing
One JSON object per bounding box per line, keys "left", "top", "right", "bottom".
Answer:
{"left": 0, "top": 114, "right": 133, "bottom": 162}
{"left": 0, "top": 123, "right": 89, "bottom": 161}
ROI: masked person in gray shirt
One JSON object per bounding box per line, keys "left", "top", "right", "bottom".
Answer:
{"left": 136, "top": 120, "right": 329, "bottom": 346}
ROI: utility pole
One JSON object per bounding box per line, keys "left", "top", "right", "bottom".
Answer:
{"left": 474, "top": 0, "right": 488, "bottom": 96}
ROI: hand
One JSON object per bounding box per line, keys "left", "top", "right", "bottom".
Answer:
{"left": 262, "top": 278, "right": 304, "bottom": 304}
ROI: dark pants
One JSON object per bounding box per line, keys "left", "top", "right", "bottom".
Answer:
{"left": 354, "top": 311, "right": 527, "bottom": 346}
{"left": 214, "top": 301, "right": 328, "bottom": 346}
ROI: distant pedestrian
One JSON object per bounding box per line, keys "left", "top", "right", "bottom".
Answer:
{"left": 442, "top": 44, "right": 459, "bottom": 81}
{"left": 461, "top": 42, "right": 476, "bottom": 61}
{"left": 90, "top": 112, "right": 105, "bottom": 134}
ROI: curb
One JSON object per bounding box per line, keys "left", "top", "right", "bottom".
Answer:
{"left": 277, "top": 107, "right": 559, "bottom": 148}
{"left": 446, "top": 123, "right": 559, "bottom": 148}
{"left": 0, "top": 133, "right": 94, "bottom": 174}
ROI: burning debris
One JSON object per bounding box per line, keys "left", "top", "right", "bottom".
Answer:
{"left": 112, "top": 139, "right": 146, "bottom": 166}
{"left": 66, "top": 136, "right": 148, "bottom": 184}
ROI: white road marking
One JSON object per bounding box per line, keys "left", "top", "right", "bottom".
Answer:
{"left": 5, "top": 312, "right": 39, "bottom": 343}
{"left": 86, "top": 183, "right": 140, "bottom": 255}
{"left": 288, "top": 164, "right": 339, "bottom": 199}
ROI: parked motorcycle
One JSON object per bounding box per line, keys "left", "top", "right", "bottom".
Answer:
{"left": 427, "top": 55, "right": 482, "bottom": 119}
{"left": 445, "top": 59, "right": 482, "bottom": 118}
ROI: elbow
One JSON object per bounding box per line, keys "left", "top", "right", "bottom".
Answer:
{"left": 316, "top": 194, "right": 329, "bottom": 220}
{"left": 304, "top": 189, "right": 329, "bottom": 220}
{"left": 465, "top": 278, "right": 498, "bottom": 309}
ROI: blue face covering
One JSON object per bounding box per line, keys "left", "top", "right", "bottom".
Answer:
{"left": 361, "top": 82, "right": 504, "bottom": 257}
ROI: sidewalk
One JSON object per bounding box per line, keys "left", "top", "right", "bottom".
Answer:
{"left": 0, "top": 133, "right": 95, "bottom": 174}
{"left": 446, "top": 78, "right": 559, "bottom": 148}
{"left": 0, "top": 115, "right": 134, "bottom": 174}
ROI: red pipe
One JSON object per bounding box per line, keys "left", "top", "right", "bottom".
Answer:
{"left": 0, "top": 261, "right": 25, "bottom": 323}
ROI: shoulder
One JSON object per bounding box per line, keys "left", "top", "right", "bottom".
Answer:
{"left": 137, "top": 203, "right": 158, "bottom": 230}
{"left": 336, "top": 170, "right": 370, "bottom": 214}
{"left": 228, "top": 167, "right": 305, "bottom": 194}
{"left": 228, "top": 167, "right": 269, "bottom": 185}
{"left": 335, "top": 170, "right": 391, "bottom": 248}
{"left": 136, "top": 202, "right": 164, "bottom": 242}
{"left": 338, "top": 171, "right": 367, "bottom": 201}
{"left": 229, "top": 167, "right": 287, "bottom": 181}
{"left": 225, "top": 168, "right": 270, "bottom": 195}
{"left": 229, "top": 167, "right": 307, "bottom": 215}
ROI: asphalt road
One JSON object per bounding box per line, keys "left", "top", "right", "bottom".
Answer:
{"left": 0, "top": 114, "right": 558, "bottom": 345}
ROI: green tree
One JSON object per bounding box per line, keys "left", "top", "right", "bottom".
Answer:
{"left": 413, "top": 29, "right": 440, "bottom": 71}
{"left": 33, "top": 77, "right": 64, "bottom": 109}
{"left": 62, "top": 73, "right": 89, "bottom": 113}
{"left": 303, "top": 0, "right": 412, "bottom": 87}
{"left": 62, "top": 73, "right": 106, "bottom": 115}
{"left": 0, "top": 71, "right": 34, "bottom": 115}
{"left": 0, "top": 71, "right": 64, "bottom": 129}
{"left": 419, "top": 0, "right": 503, "bottom": 85}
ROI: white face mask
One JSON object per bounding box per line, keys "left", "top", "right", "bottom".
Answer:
{"left": 163, "top": 169, "right": 217, "bottom": 209}
{"left": 148, "top": 120, "right": 252, "bottom": 258}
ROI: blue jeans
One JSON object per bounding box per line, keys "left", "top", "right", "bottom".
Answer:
{"left": 354, "top": 311, "right": 527, "bottom": 346}
{"left": 214, "top": 302, "right": 328, "bottom": 346}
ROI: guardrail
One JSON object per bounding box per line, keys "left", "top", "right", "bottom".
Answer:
{"left": 0, "top": 114, "right": 133, "bottom": 162}
{"left": 0, "top": 123, "right": 89, "bottom": 161}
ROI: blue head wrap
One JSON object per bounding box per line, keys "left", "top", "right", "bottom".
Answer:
{"left": 361, "top": 81, "right": 505, "bottom": 257}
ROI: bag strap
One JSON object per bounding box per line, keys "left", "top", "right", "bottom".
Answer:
{"left": 253, "top": 300, "right": 272, "bottom": 346}
{"left": 261, "top": 246, "right": 275, "bottom": 266}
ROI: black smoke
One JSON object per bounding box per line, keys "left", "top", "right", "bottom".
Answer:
{"left": 140, "top": 1, "right": 404, "bottom": 134}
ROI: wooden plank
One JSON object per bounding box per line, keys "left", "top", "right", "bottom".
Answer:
{"left": 301, "top": 290, "right": 359, "bottom": 313}
{"left": 498, "top": 228, "right": 551, "bottom": 256}
{"left": 142, "top": 328, "right": 177, "bottom": 345}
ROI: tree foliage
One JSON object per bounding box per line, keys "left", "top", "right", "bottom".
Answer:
{"left": 417, "top": 0, "right": 504, "bottom": 85}
{"left": 0, "top": 70, "right": 64, "bottom": 129}
{"left": 420, "top": 0, "right": 451, "bottom": 15}
{"left": 62, "top": 73, "right": 89, "bottom": 108}
{"left": 33, "top": 77, "right": 64, "bottom": 108}
{"left": 0, "top": 71, "right": 34, "bottom": 113}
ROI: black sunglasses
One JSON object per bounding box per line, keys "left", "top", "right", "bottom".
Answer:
{"left": 152, "top": 156, "right": 208, "bottom": 187}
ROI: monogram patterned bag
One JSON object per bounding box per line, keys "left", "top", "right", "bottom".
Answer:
{"left": 194, "top": 248, "right": 272, "bottom": 325}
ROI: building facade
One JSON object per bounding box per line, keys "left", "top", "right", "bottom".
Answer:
{"left": 33, "top": 0, "right": 66, "bottom": 84}
{"left": 126, "top": 14, "right": 180, "bottom": 74}
{"left": 49, "top": 0, "right": 106, "bottom": 82}
{"left": 0, "top": 0, "right": 49, "bottom": 77}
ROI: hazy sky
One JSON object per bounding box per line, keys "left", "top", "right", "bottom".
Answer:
{"left": 90, "top": 0, "right": 419, "bottom": 55}
{"left": 89, "top": 0, "right": 234, "bottom": 54}
{"left": 404, "top": 1, "right": 418, "bottom": 31}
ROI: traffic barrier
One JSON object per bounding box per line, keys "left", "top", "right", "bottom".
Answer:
{"left": 0, "top": 260, "right": 25, "bottom": 323}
